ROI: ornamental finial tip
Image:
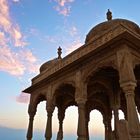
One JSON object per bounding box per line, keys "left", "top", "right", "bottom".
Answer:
{"left": 57, "top": 46, "right": 62, "bottom": 59}
{"left": 106, "top": 9, "right": 112, "bottom": 21}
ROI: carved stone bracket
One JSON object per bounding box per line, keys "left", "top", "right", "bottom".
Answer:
{"left": 116, "top": 46, "right": 136, "bottom": 84}
{"left": 75, "top": 71, "right": 87, "bottom": 104}
{"left": 28, "top": 102, "right": 37, "bottom": 117}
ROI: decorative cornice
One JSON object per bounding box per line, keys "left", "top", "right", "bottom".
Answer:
{"left": 24, "top": 24, "right": 140, "bottom": 93}
{"left": 33, "top": 25, "right": 127, "bottom": 84}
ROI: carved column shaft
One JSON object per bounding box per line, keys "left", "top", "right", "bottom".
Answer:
{"left": 27, "top": 114, "right": 35, "bottom": 140}
{"left": 114, "top": 107, "right": 119, "bottom": 131}
{"left": 57, "top": 122, "right": 63, "bottom": 140}
{"left": 85, "top": 113, "right": 89, "bottom": 140}
{"left": 121, "top": 83, "right": 140, "bottom": 136}
{"left": 75, "top": 71, "right": 87, "bottom": 140}
{"left": 45, "top": 106, "right": 54, "bottom": 140}
{"left": 104, "top": 122, "right": 108, "bottom": 140}
{"left": 108, "top": 118, "right": 112, "bottom": 140}
{"left": 117, "top": 47, "right": 140, "bottom": 137}
{"left": 77, "top": 101, "right": 87, "bottom": 140}
{"left": 57, "top": 109, "right": 65, "bottom": 140}
{"left": 26, "top": 105, "right": 36, "bottom": 140}
{"left": 103, "top": 118, "right": 111, "bottom": 140}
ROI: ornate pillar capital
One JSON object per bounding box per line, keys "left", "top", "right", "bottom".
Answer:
{"left": 28, "top": 104, "right": 37, "bottom": 115}
{"left": 120, "top": 81, "right": 137, "bottom": 100}
{"left": 76, "top": 98, "right": 87, "bottom": 106}
{"left": 116, "top": 47, "right": 136, "bottom": 83}
{"left": 57, "top": 108, "right": 65, "bottom": 122}
{"left": 46, "top": 106, "right": 55, "bottom": 114}
{"left": 46, "top": 100, "right": 55, "bottom": 113}
{"left": 120, "top": 81, "right": 140, "bottom": 136}
{"left": 112, "top": 103, "right": 120, "bottom": 110}
{"left": 120, "top": 81, "right": 136, "bottom": 92}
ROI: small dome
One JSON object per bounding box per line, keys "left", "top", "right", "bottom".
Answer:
{"left": 40, "top": 58, "right": 59, "bottom": 73}
{"left": 85, "top": 19, "right": 140, "bottom": 44}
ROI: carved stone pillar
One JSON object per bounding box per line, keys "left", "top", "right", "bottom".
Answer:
{"left": 108, "top": 117, "right": 112, "bottom": 140}
{"left": 26, "top": 105, "right": 36, "bottom": 140}
{"left": 77, "top": 100, "right": 87, "bottom": 140}
{"left": 121, "top": 82, "right": 140, "bottom": 137}
{"left": 113, "top": 91, "right": 120, "bottom": 130}
{"left": 113, "top": 106, "right": 119, "bottom": 131}
{"left": 103, "top": 114, "right": 112, "bottom": 140}
{"left": 57, "top": 108, "right": 65, "bottom": 140}
{"left": 103, "top": 120, "right": 109, "bottom": 140}
{"left": 117, "top": 47, "right": 140, "bottom": 138}
{"left": 45, "top": 105, "right": 54, "bottom": 140}
{"left": 113, "top": 107, "right": 119, "bottom": 140}
{"left": 75, "top": 70, "right": 87, "bottom": 140}
{"left": 85, "top": 111, "right": 90, "bottom": 140}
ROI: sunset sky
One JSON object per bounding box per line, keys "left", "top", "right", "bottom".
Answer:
{"left": 0, "top": 0, "right": 140, "bottom": 139}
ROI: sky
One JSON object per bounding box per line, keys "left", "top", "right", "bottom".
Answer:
{"left": 0, "top": 0, "right": 140, "bottom": 140}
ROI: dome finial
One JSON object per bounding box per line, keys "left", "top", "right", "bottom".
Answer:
{"left": 106, "top": 9, "right": 112, "bottom": 21}
{"left": 57, "top": 46, "right": 62, "bottom": 59}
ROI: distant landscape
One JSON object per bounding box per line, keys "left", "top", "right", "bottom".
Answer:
{"left": 0, "top": 126, "right": 103, "bottom": 140}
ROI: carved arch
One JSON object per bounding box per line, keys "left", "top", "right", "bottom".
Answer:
{"left": 88, "top": 79, "right": 114, "bottom": 105}
{"left": 52, "top": 80, "right": 76, "bottom": 106}
{"left": 87, "top": 99, "right": 108, "bottom": 117}
{"left": 29, "top": 92, "right": 46, "bottom": 113}
{"left": 82, "top": 59, "right": 117, "bottom": 83}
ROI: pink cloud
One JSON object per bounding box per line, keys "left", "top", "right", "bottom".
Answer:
{"left": 52, "top": 0, "right": 75, "bottom": 16}
{"left": 16, "top": 92, "right": 30, "bottom": 104}
{"left": 59, "top": 6, "right": 70, "bottom": 16}
{"left": 0, "top": 46, "right": 39, "bottom": 76}
{"left": 44, "top": 35, "right": 57, "bottom": 43}
{"left": 20, "top": 49, "right": 37, "bottom": 63}
{"left": 27, "top": 63, "right": 40, "bottom": 74}
{"left": 57, "top": 0, "right": 74, "bottom": 6}
{"left": 0, "top": 0, "right": 26, "bottom": 47}
{"left": 0, "top": 46, "right": 25, "bottom": 76}
{"left": 0, "top": 31, "right": 7, "bottom": 47}
{"left": 28, "top": 28, "right": 40, "bottom": 37}
{"left": 13, "top": 27, "right": 28, "bottom": 47}
{"left": 0, "top": 0, "right": 39, "bottom": 76}
{"left": 65, "top": 40, "right": 83, "bottom": 55}
{"left": 63, "top": 25, "right": 83, "bottom": 55}
{"left": 13, "top": 0, "right": 20, "bottom": 2}
{"left": 69, "top": 26, "right": 78, "bottom": 36}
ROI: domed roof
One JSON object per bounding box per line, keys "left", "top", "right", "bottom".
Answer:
{"left": 40, "top": 58, "right": 59, "bottom": 73}
{"left": 85, "top": 18, "right": 140, "bottom": 44}
{"left": 40, "top": 46, "right": 62, "bottom": 73}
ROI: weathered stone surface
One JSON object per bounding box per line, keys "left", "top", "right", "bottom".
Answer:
{"left": 24, "top": 10, "right": 140, "bottom": 140}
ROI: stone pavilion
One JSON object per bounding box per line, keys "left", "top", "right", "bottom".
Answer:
{"left": 24, "top": 10, "right": 140, "bottom": 140}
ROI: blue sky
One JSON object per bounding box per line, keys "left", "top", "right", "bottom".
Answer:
{"left": 0, "top": 0, "right": 140, "bottom": 139}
